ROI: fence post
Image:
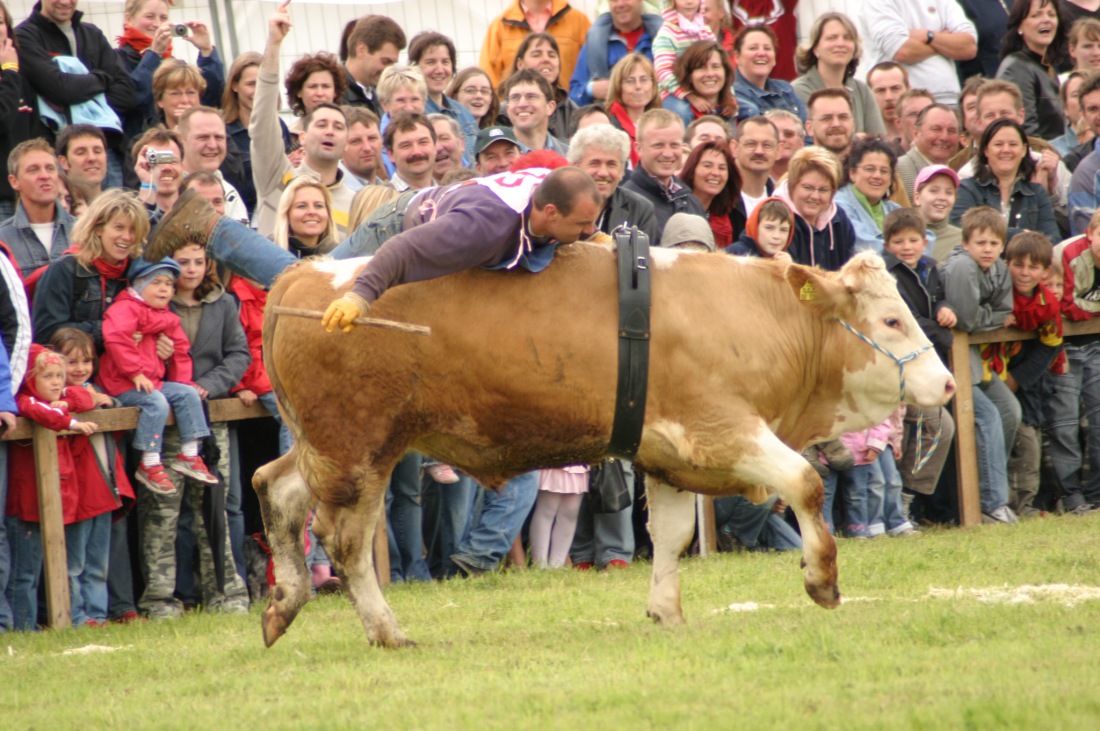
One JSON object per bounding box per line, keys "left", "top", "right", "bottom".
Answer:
{"left": 949, "top": 332, "right": 982, "bottom": 526}
{"left": 32, "top": 424, "right": 71, "bottom": 628}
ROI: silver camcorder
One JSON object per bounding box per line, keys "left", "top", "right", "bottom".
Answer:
{"left": 146, "top": 149, "right": 178, "bottom": 166}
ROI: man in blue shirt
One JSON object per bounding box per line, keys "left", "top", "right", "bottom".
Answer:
{"left": 569, "top": 0, "right": 662, "bottom": 107}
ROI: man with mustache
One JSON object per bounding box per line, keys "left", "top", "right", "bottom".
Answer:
{"left": 567, "top": 123, "right": 658, "bottom": 243}
{"left": 896, "top": 104, "right": 961, "bottom": 201}
{"left": 730, "top": 115, "right": 778, "bottom": 233}
{"left": 386, "top": 113, "right": 437, "bottom": 192}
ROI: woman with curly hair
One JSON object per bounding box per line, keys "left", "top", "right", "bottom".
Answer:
{"left": 284, "top": 51, "right": 346, "bottom": 133}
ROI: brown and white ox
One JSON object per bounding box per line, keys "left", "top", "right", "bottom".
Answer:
{"left": 254, "top": 247, "right": 954, "bottom": 647}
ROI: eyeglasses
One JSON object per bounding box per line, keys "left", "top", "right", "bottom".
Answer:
{"left": 624, "top": 76, "right": 653, "bottom": 86}
{"left": 797, "top": 183, "right": 832, "bottom": 197}
{"left": 814, "top": 113, "right": 852, "bottom": 124}
{"left": 857, "top": 165, "right": 891, "bottom": 177}
{"left": 507, "top": 93, "right": 546, "bottom": 105}
{"left": 460, "top": 86, "right": 493, "bottom": 97}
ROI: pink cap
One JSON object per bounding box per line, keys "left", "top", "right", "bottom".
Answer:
{"left": 914, "top": 164, "right": 959, "bottom": 192}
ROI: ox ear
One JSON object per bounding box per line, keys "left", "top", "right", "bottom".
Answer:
{"left": 785, "top": 263, "right": 851, "bottom": 319}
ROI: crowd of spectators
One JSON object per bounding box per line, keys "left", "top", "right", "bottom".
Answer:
{"left": 1, "top": 0, "right": 1099, "bottom": 631}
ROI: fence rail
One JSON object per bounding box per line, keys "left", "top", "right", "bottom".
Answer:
{"left": 11, "top": 398, "right": 389, "bottom": 629}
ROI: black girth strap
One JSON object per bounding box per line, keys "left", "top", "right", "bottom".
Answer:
{"left": 607, "top": 226, "right": 652, "bottom": 458}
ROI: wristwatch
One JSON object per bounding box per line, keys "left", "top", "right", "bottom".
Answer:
{"left": 926, "top": 30, "right": 935, "bottom": 45}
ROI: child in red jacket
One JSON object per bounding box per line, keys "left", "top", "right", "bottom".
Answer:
{"left": 6, "top": 345, "right": 98, "bottom": 630}
{"left": 98, "top": 257, "right": 217, "bottom": 495}
{"left": 51, "top": 328, "right": 137, "bottom": 626}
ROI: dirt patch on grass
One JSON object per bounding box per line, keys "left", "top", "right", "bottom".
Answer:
{"left": 927, "top": 584, "right": 1100, "bottom": 607}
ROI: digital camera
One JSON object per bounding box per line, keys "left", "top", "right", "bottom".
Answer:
{"left": 146, "top": 149, "right": 178, "bottom": 166}
{"left": 172, "top": 24, "right": 190, "bottom": 37}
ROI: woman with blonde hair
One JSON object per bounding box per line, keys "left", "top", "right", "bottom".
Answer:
{"left": 773, "top": 145, "right": 857, "bottom": 271}
{"left": 347, "top": 185, "right": 402, "bottom": 234}
{"left": 150, "top": 59, "right": 205, "bottom": 131}
{"left": 607, "top": 54, "right": 661, "bottom": 167}
{"left": 34, "top": 190, "right": 149, "bottom": 349}
{"left": 272, "top": 177, "right": 338, "bottom": 258}
{"left": 791, "top": 12, "right": 884, "bottom": 135}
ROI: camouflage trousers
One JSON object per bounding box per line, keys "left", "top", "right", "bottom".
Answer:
{"left": 136, "top": 422, "right": 249, "bottom": 618}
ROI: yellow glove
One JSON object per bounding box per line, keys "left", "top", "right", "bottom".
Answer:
{"left": 322, "top": 294, "right": 369, "bottom": 333}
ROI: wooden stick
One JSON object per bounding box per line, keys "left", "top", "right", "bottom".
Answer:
{"left": 270, "top": 306, "right": 431, "bottom": 335}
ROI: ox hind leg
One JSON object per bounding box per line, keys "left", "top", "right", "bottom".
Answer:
{"left": 645, "top": 477, "right": 698, "bottom": 625}
{"left": 311, "top": 468, "right": 411, "bottom": 648}
{"left": 253, "top": 449, "right": 313, "bottom": 647}
{"left": 730, "top": 424, "right": 840, "bottom": 609}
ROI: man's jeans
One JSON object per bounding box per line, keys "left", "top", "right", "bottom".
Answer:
{"left": 64, "top": 512, "right": 111, "bottom": 624}
{"left": 452, "top": 472, "right": 539, "bottom": 572}
{"left": 1045, "top": 342, "right": 1100, "bottom": 509}
{"left": 714, "top": 493, "right": 801, "bottom": 551}
{"left": 570, "top": 460, "right": 635, "bottom": 566}
{"left": 822, "top": 464, "right": 871, "bottom": 537}
{"left": 973, "top": 385, "right": 1011, "bottom": 513}
{"left": 385, "top": 453, "right": 431, "bottom": 583}
{"left": 330, "top": 191, "right": 417, "bottom": 259}
{"left": 5, "top": 517, "right": 42, "bottom": 631}
{"left": 116, "top": 383, "right": 210, "bottom": 452}
{"left": 207, "top": 218, "right": 298, "bottom": 288}
{"left": 0, "top": 445, "right": 11, "bottom": 629}
{"left": 422, "top": 473, "right": 475, "bottom": 579}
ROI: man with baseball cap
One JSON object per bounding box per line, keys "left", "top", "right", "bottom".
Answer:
{"left": 474, "top": 126, "right": 524, "bottom": 177}
{"left": 912, "top": 164, "right": 961, "bottom": 262}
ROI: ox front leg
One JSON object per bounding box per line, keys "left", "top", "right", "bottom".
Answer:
{"left": 734, "top": 425, "right": 840, "bottom": 609}
{"left": 313, "top": 484, "right": 412, "bottom": 648}
{"left": 253, "top": 450, "right": 314, "bottom": 647}
{"left": 645, "top": 478, "right": 697, "bottom": 624}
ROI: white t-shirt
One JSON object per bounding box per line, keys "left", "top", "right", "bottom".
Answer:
{"left": 29, "top": 221, "right": 55, "bottom": 251}
{"left": 741, "top": 190, "right": 768, "bottom": 218}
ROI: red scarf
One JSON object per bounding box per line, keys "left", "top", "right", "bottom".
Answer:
{"left": 709, "top": 212, "right": 733, "bottom": 249}
{"left": 608, "top": 101, "right": 640, "bottom": 167}
{"left": 116, "top": 24, "right": 173, "bottom": 59}
{"left": 1012, "top": 285, "right": 1068, "bottom": 375}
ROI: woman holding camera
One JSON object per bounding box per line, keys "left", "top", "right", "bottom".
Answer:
{"left": 115, "top": 0, "right": 224, "bottom": 139}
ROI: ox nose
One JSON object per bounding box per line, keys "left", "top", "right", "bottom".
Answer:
{"left": 943, "top": 376, "right": 956, "bottom": 401}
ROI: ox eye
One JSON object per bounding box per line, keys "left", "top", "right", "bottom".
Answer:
{"left": 885, "top": 318, "right": 902, "bottom": 329}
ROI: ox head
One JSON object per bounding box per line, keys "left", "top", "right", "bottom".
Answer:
{"left": 785, "top": 252, "right": 956, "bottom": 413}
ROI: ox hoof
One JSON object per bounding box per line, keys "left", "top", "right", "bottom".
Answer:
{"left": 262, "top": 605, "right": 290, "bottom": 648}
{"left": 368, "top": 632, "right": 416, "bottom": 649}
{"left": 805, "top": 580, "right": 841, "bottom": 610}
{"left": 646, "top": 608, "right": 686, "bottom": 625}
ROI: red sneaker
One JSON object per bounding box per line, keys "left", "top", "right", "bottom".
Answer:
{"left": 603, "top": 559, "right": 630, "bottom": 570}
{"left": 136, "top": 463, "right": 177, "bottom": 495}
{"left": 169, "top": 454, "right": 219, "bottom": 484}
{"left": 572, "top": 561, "right": 595, "bottom": 571}
{"left": 112, "top": 611, "right": 145, "bottom": 624}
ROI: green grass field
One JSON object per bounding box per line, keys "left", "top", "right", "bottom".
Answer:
{"left": 3, "top": 516, "right": 1100, "bottom": 730}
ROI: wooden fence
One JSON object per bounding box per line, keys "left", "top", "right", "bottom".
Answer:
{"left": 10, "top": 398, "right": 389, "bottom": 630}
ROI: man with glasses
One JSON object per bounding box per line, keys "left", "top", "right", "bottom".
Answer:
{"left": 805, "top": 89, "right": 856, "bottom": 158}
{"left": 730, "top": 116, "right": 779, "bottom": 232}
{"left": 501, "top": 70, "right": 570, "bottom": 156}
{"left": 569, "top": 0, "right": 663, "bottom": 106}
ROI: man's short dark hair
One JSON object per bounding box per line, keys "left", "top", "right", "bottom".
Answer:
{"left": 807, "top": 87, "right": 853, "bottom": 115}
{"left": 347, "top": 15, "right": 407, "bottom": 59}
{"left": 303, "top": 102, "right": 348, "bottom": 132}
{"left": 343, "top": 105, "right": 381, "bottom": 130}
{"left": 130, "top": 126, "right": 185, "bottom": 165}
{"left": 732, "top": 115, "right": 778, "bottom": 141}
{"left": 55, "top": 124, "right": 107, "bottom": 158}
{"left": 1077, "top": 71, "right": 1100, "bottom": 104}
{"left": 382, "top": 112, "right": 436, "bottom": 152}
{"left": 915, "top": 103, "right": 960, "bottom": 129}
{"left": 532, "top": 167, "right": 601, "bottom": 216}
{"left": 499, "top": 69, "right": 554, "bottom": 103}
{"left": 867, "top": 61, "right": 910, "bottom": 88}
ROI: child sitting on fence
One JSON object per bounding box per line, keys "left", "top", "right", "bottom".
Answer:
{"left": 5, "top": 345, "right": 97, "bottom": 630}
{"left": 1048, "top": 210, "right": 1100, "bottom": 514}
{"left": 1001, "top": 233, "right": 1066, "bottom": 517}
{"left": 98, "top": 257, "right": 217, "bottom": 495}
{"left": 939, "top": 206, "right": 1020, "bottom": 525}
{"left": 50, "top": 328, "right": 136, "bottom": 627}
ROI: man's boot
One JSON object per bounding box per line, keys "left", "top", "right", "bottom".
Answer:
{"left": 145, "top": 189, "right": 222, "bottom": 261}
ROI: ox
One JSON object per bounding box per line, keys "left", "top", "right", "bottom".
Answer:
{"left": 254, "top": 247, "right": 954, "bottom": 647}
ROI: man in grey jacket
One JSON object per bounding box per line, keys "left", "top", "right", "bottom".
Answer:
{"left": 0, "top": 139, "right": 74, "bottom": 278}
